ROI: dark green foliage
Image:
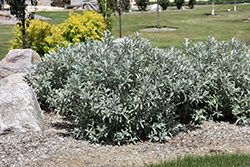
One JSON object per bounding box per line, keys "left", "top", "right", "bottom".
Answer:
{"left": 159, "top": 0, "right": 169, "bottom": 10}
{"left": 112, "top": 0, "right": 131, "bottom": 11}
{"left": 136, "top": 0, "right": 149, "bottom": 11}
{"left": 174, "top": 0, "right": 184, "bottom": 9}
{"left": 8, "top": 0, "right": 27, "bottom": 48}
{"left": 97, "top": 0, "right": 105, "bottom": 13}
{"left": 122, "top": 0, "right": 131, "bottom": 11}
{"left": 26, "top": 33, "right": 250, "bottom": 145}
{"left": 188, "top": 0, "right": 196, "bottom": 9}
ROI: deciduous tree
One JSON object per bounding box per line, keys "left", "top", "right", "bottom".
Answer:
{"left": 8, "top": 0, "right": 37, "bottom": 48}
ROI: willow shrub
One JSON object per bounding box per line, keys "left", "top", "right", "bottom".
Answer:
{"left": 26, "top": 33, "right": 250, "bottom": 145}
{"left": 10, "top": 11, "right": 106, "bottom": 56}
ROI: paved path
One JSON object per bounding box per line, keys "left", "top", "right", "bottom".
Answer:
{"left": 0, "top": 11, "right": 18, "bottom": 25}
{"left": 0, "top": 6, "right": 65, "bottom": 25}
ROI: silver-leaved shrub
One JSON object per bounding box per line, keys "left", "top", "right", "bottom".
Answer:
{"left": 26, "top": 32, "right": 250, "bottom": 145}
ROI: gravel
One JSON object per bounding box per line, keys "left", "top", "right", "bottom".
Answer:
{"left": 1, "top": 110, "right": 250, "bottom": 167}
{"left": 0, "top": 10, "right": 51, "bottom": 25}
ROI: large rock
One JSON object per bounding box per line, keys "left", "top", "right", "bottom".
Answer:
{"left": 0, "top": 73, "right": 44, "bottom": 135}
{"left": 0, "top": 49, "right": 40, "bottom": 79}
{"left": 0, "top": 49, "right": 41, "bottom": 72}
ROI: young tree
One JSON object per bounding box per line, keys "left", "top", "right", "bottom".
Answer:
{"left": 174, "top": 0, "right": 184, "bottom": 9}
{"left": 212, "top": 0, "right": 214, "bottom": 15}
{"left": 188, "top": 0, "right": 196, "bottom": 9}
{"left": 210, "top": 0, "right": 219, "bottom": 15}
{"left": 98, "top": 0, "right": 113, "bottom": 31}
{"left": 8, "top": 0, "right": 37, "bottom": 49}
{"left": 136, "top": 0, "right": 149, "bottom": 11}
{"left": 159, "top": 0, "right": 169, "bottom": 10}
{"left": 113, "top": 0, "right": 127, "bottom": 37}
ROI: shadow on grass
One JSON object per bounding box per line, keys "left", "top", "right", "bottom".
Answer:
{"left": 203, "top": 13, "right": 223, "bottom": 17}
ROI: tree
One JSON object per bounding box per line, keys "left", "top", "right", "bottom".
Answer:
{"left": 212, "top": 0, "right": 214, "bottom": 15}
{"left": 210, "top": 0, "right": 220, "bottom": 15}
{"left": 8, "top": 0, "right": 37, "bottom": 49}
{"left": 113, "top": 0, "right": 128, "bottom": 37}
{"left": 159, "top": 0, "right": 169, "bottom": 10}
{"left": 174, "top": 0, "right": 184, "bottom": 9}
{"left": 98, "top": 0, "right": 113, "bottom": 31}
{"left": 136, "top": 0, "right": 149, "bottom": 11}
{"left": 188, "top": 0, "right": 196, "bottom": 9}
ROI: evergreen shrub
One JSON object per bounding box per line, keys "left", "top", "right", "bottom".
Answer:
{"left": 188, "top": 0, "right": 196, "bottom": 9}
{"left": 159, "top": 0, "right": 169, "bottom": 10}
{"left": 175, "top": 0, "right": 184, "bottom": 9}
{"left": 122, "top": 0, "right": 131, "bottom": 11}
{"left": 26, "top": 33, "right": 250, "bottom": 145}
{"left": 136, "top": 0, "right": 149, "bottom": 11}
{"left": 97, "top": 0, "right": 106, "bottom": 13}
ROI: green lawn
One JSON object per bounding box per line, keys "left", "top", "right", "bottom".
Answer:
{"left": 110, "top": 4, "right": 250, "bottom": 49}
{"left": 147, "top": 153, "right": 250, "bottom": 167}
{"left": 1, "top": 3, "right": 250, "bottom": 60}
{"left": 0, "top": 25, "right": 14, "bottom": 60}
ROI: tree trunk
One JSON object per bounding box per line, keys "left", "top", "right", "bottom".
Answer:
{"left": 119, "top": 12, "right": 122, "bottom": 38}
{"left": 21, "top": 18, "right": 26, "bottom": 49}
{"left": 157, "top": 0, "right": 159, "bottom": 28}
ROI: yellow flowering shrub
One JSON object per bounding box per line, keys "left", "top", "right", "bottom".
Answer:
{"left": 9, "top": 11, "right": 106, "bottom": 56}
{"left": 10, "top": 19, "right": 66, "bottom": 56}
{"left": 61, "top": 10, "right": 106, "bottom": 43}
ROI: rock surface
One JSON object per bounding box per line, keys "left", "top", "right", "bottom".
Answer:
{"left": 0, "top": 49, "right": 43, "bottom": 135}
{"left": 0, "top": 49, "right": 41, "bottom": 79}
{"left": 0, "top": 49, "right": 41, "bottom": 72}
{"left": 0, "top": 73, "right": 44, "bottom": 135}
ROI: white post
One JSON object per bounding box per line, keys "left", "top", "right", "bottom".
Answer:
{"left": 234, "top": 0, "right": 236, "bottom": 11}
{"left": 212, "top": 1, "right": 214, "bottom": 15}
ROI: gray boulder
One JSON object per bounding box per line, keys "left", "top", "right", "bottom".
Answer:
{"left": 0, "top": 49, "right": 41, "bottom": 72}
{"left": 0, "top": 49, "right": 40, "bottom": 79}
{"left": 0, "top": 73, "right": 44, "bottom": 135}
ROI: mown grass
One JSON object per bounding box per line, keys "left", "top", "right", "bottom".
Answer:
{"left": 111, "top": 3, "right": 250, "bottom": 49}
{"left": 146, "top": 153, "right": 250, "bottom": 167}
{"left": 0, "top": 25, "right": 14, "bottom": 60}
{"left": 1, "top": 3, "right": 250, "bottom": 60}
